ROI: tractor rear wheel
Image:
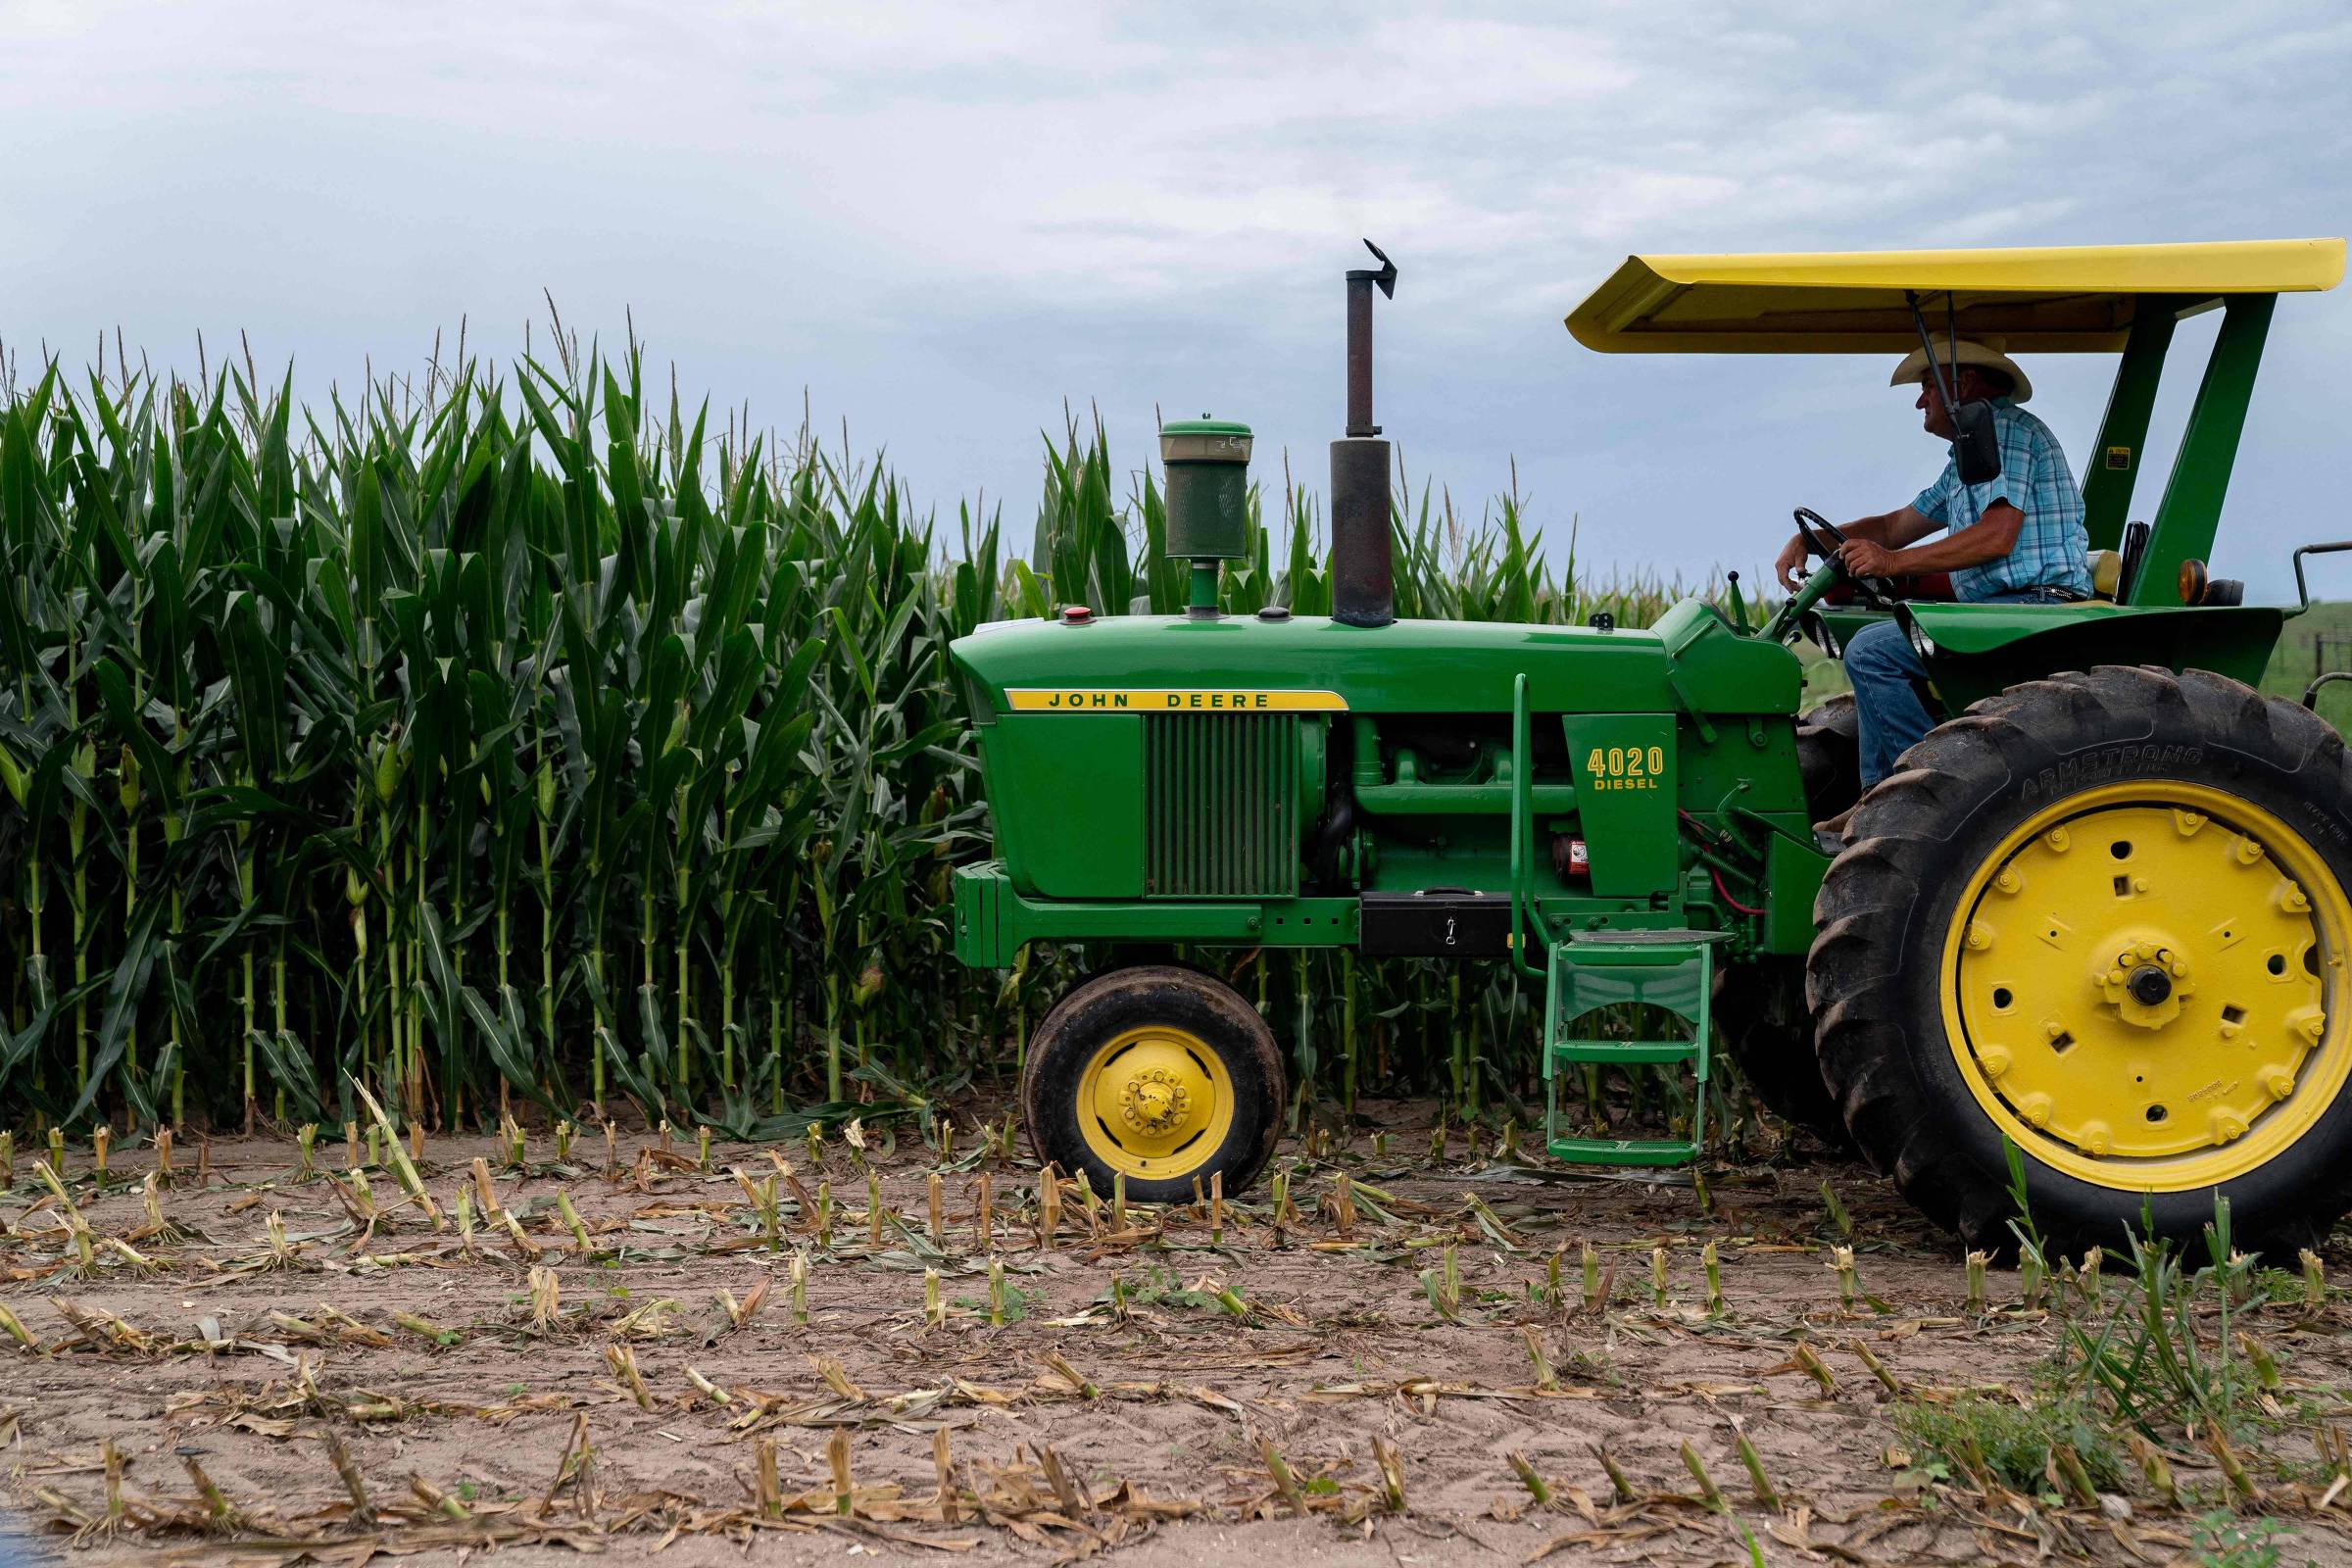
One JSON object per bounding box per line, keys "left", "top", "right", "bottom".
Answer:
{"left": 1022, "top": 964, "right": 1287, "bottom": 1203}
{"left": 1809, "top": 666, "right": 2352, "bottom": 1254}
{"left": 1716, "top": 958, "right": 1851, "bottom": 1149}
{"left": 1796, "top": 693, "right": 1861, "bottom": 821}
{"left": 1706, "top": 693, "right": 1860, "bottom": 1150}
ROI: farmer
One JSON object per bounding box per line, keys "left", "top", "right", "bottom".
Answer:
{"left": 1774, "top": 334, "right": 2089, "bottom": 831}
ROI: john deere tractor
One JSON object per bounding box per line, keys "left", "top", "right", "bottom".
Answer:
{"left": 949, "top": 237, "right": 2352, "bottom": 1253}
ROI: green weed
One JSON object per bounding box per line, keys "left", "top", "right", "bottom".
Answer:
{"left": 1894, "top": 1392, "right": 2123, "bottom": 1496}
{"left": 954, "top": 1283, "right": 1044, "bottom": 1325}
{"left": 2190, "top": 1509, "right": 2298, "bottom": 1568}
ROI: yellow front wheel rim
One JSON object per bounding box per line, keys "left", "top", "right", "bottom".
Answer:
{"left": 1941, "top": 781, "right": 2352, "bottom": 1191}
{"left": 1076, "top": 1025, "right": 1234, "bottom": 1181}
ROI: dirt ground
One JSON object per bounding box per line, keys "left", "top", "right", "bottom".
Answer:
{"left": 3, "top": 1101, "right": 2351, "bottom": 1566}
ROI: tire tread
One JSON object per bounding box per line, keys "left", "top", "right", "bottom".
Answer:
{"left": 1809, "top": 665, "right": 2352, "bottom": 1254}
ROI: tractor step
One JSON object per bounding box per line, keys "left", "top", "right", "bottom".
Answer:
{"left": 1544, "top": 1135, "right": 1701, "bottom": 1167}
{"left": 1542, "top": 932, "right": 1723, "bottom": 1169}
{"left": 1548, "top": 1039, "right": 1701, "bottom": 1066}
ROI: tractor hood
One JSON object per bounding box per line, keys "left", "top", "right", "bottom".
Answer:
{"left": 949, "top": 598, "right": 1800, "bottom": 723}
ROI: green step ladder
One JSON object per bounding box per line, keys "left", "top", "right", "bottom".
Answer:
{"left": 1506, "top": 673, "right": 1719, "bottom": 1169}
{"left": 1541, "top": 930, "right": 1720, "bottom": 1166}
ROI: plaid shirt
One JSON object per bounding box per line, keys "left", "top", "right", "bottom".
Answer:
{"left": 1910, "top": 399, "right": 2090, "bottom": 600}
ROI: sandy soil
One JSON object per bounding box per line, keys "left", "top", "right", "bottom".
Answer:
{"left": 2, "top": 1102, "right": 2349, "bottom": 1566}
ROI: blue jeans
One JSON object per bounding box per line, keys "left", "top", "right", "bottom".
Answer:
{"left": 1845, "top": 589, "right": 2075, "bottom": 791}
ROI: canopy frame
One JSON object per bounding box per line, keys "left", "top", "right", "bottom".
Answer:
{"left": 1563, "top": 241, "right": 2343, "bottom": 604}
{"left": 1564, "top": 239, "right": 2341, "bottom": 355}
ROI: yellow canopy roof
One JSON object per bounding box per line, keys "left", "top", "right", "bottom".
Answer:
{"left": 1566, "top": 238, "right": 2344, "bottom": 354}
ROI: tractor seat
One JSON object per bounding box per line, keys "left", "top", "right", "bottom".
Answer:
{"left": 2088, "top": 549, "right": 2124, "bottom": 601}
{"left": 1821, "top": 553, "right": 2125, "bottom": 608}
{"left": 1886, "top": 553, "right": 2124, "bottom": 603}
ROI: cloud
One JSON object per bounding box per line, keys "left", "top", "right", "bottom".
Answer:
{"left": 2, "top": 0, "right": 2349, "bottom": 592}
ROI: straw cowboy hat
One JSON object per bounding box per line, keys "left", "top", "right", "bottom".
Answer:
{"left": 1890, "top": 333, "right": 2034, "bottom": 403}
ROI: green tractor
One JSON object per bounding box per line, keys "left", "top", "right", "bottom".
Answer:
{"left": 949, "top": 237, "right": 2352, "bottom": 1253}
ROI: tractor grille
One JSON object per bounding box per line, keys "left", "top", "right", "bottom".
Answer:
{"left": 1145, "top": 713, "right": 1300, "bottom": 898}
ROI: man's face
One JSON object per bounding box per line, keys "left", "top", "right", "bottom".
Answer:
{"left": 1914, "top": 373, "right": 1956, "bottom": 439}
{"left": 1914, "top": 367, "right": 2002, "bottom": 438}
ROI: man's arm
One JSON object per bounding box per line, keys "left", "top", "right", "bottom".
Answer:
{"left": 1837, "top": 502, "right": 2020, "bottom": 578}
{"left": 1775, "top": 506, "right": 1942, "bottom": 589}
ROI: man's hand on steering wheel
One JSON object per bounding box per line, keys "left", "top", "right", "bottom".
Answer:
{"left": 1790, "top": 507, "right": 1896, "bottom": 609}
{"left": 1835, "top": 537, "right": 1897, "bottom": 578}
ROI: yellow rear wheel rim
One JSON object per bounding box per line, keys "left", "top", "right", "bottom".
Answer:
{"left": 1941, "top": 780, "right": 2352, "bottom": 1191}
{"left": 1076, "top": 1025, "right": 1234, "bottom": 1182}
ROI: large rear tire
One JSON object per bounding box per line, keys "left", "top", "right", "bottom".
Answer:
{"left": 1712, "top": 691, "right": 1853, "bottom": 1147}
{"left": 1796, "top": 694, "right": 1861, "bottom": 821}
{"left": 1708, "top": 694, "right": 1860, "bottom": 1152}
{"left": 1716, "top": 958, "right": 1851, "bottom": 1149}
{"left": 1022, "top": 964, "right": 1287, "bottom": 1203}
{"left": 1809, "top": 666, "right": 2352, "bottom": 1254}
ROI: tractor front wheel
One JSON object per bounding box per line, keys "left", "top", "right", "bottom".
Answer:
{"left": 1022, "top": 964, "right": 1287, "bottom": 1203}
{"left": 1809, "top": 666, "right": 2352, "bottom": 1254}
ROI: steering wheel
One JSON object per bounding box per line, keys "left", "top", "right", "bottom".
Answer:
{"left": 1792, "top": 507, "right": 1895, "bottom": 610}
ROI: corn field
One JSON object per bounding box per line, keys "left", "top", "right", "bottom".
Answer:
{"left": 0, "top": 335, "right": 1719, "bottom": 1137}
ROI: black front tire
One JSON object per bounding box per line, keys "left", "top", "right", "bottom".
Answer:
{"left": 1022, "top": 964, "right": 1287, "bottom": 1203}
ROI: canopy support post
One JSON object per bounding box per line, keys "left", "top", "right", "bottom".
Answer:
{"left": 2131, "top": 294, "right": 2276, "bottom": 605}
{"left": 2081, "top": 304, "right": 2180, "bottom": 554}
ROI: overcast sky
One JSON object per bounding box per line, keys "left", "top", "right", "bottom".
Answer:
{"left": 5, "top": 1, "right": 2349, "bottom": 596}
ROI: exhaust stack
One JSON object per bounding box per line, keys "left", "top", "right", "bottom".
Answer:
{"left": 1331, "top": 239, "right": 1397, "bottom": 628}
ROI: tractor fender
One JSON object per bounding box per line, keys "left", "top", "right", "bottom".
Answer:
{"left": 1898, "top": 601, "right": 2285, "bottom": 711}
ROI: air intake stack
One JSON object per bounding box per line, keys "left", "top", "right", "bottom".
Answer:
{"left": 1332, "top": 239, "right": 1397, "bottom": 628}
{"left": 1159, "top": 416, "right": 1253, "bottom": 619}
